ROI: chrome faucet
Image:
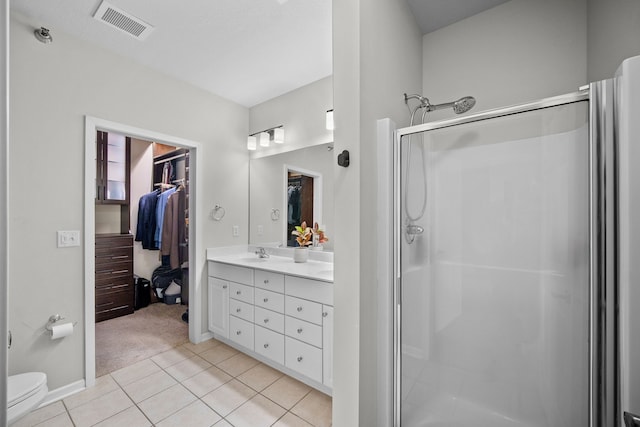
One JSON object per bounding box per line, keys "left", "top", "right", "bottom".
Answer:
{"left": 255, "top": 247, "right": 270, "bottom": 258}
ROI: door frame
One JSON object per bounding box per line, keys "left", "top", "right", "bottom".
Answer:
{"left": 84, "top": 116, "right": 202, "bottom": 386}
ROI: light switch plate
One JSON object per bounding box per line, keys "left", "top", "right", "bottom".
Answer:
{"left": 57, "top": 230, "right": 80, "bottom": 248}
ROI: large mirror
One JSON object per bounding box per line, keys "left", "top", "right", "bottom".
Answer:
{"left": 250, "top": 143, "right": 334, "bottom": 251}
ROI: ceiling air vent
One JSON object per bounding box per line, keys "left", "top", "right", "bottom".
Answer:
{"left": 93, "top": 1, "right": 154, "bottom": 40}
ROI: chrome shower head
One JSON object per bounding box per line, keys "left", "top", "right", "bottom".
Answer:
{"left": 452, "top": 96, "right": 476, "bottom": 114}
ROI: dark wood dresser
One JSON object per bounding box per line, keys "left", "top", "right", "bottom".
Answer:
{"left": 95, "top": 234, "right": 134, "bottom": 322}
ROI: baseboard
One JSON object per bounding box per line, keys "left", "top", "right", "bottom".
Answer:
{"left": 197, "top": 331, "right": 214, "bottom": 343}
{"left": 39, "top": 379, "right": 85, "bottom": 408}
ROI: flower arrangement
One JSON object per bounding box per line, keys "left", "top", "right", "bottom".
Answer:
{"left": 312, "top": 222, "right": 329, "bottom": 246}
{"left": 291, "top": 221, "right": 329, "bottom": 247}
{"left": 292, "top": 221, "right": 313, "bottom": 247}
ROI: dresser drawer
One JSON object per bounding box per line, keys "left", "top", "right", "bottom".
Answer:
{"left": 208, "top": 261, "right": 253, "bottom": 285}
{"left": 229, "top": 282, "right": 254, "bottom": 304}
{"left": 255, "top": 288, "right": 284, "bottom": 313}
{"left": 95, "top": 245, "right": 133, "bottom": 265}
{"left": 285, "top": 337, "right": 322, "bottom": 384}
{"left": 95, "top": 260, "right": 133, "bottom": 279}
{"left": 285, "top": 295, "right": 323, "bottom": 325}
{"left": 285, "top": 316, "right": 322, "bottom": 348}
{"left": 255, "top": 325, "right": 284, "bottom": 365}
{"left": 95, "top": 276, "right": 132, "bottom": 296}
{"left": 285, "top": 275, "right": 333, "bottom": 305}
{"left": 255, "top": 306, "right": 284, "bottom": 334}
{"left": 229, "top": 298, "right": 254, "bottom": 323}
{"left": 229, "top": 316, "right": 254, "bottom": 350}
{"left": 254, "top": 270, "right": 285, "bottom": 293}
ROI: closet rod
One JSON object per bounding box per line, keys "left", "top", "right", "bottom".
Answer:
{"left": 154, "top": 152, "right": 187, "bottom": 165}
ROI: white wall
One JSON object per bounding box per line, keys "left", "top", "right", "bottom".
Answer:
{"left": 1, "top": 1, "right": 8, "bottom": 425}
{"left": 333, "top": 0, "right": 423, "bottom": 425}
{"left": 249, "top": 76, "right": 333, "bottom": 154}
{"left": 422, "top": 0, "right": 587, "bottom": 122}
{"left": 9, "top": 12, "right": 249, "bottom": 390}
{"left": 588, "top": 0, "right": 640, "bottom": 82}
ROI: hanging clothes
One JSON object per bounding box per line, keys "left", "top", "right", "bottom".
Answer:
{"left": 134, "top": 189, "right": 160, "bottom": 249}
{"left": 155, "top": 187, "right": 176, "bottom": 249}
{"left": 161, "top": 188, "right": 187, "bottom": 269}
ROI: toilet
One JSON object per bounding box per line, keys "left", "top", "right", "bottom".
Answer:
{"left": 7, "top": 372, "right": 48, "bottom": 425}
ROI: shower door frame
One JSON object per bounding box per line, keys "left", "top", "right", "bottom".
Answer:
{"left": 392, "top": 83, "right": 619, "bottom": 427}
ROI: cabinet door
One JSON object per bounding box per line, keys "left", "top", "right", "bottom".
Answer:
{"left": 96, "top": 131, "right": 130, "bottom": 205}
{"left": 322, "top": 305, "right": 333, "bottom": 388}
{"left": 208, "top": 277, "right": 229, "bottom": 338}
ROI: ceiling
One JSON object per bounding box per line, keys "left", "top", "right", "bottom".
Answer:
{"left": 12, "top": 0, "right": 508, "bottom": 108}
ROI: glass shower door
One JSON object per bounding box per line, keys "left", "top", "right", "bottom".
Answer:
{"left": 398, "top": 101, "right": 590, "bottom": 427}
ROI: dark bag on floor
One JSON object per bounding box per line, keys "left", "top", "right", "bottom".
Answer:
{"left": 133, "top": 276, "right": 151, "bottom": 310}
{"left": 151, "top": 265, "right": 182, "bottom": 300}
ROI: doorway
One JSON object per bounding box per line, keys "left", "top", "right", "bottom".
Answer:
{"left": 84, "top": 116, "right": 203, "bottom": 387}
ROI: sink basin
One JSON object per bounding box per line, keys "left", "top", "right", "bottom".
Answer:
{"left": 237, "top": 257, "right": 269, "bottom": 263}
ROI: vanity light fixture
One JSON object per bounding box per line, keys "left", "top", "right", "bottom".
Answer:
{"left": 247, "top": 135, "right": 257, "bottom": 151}
{"left": 259, "top": 132, "right": 270, "bottom": 147}
{"left": 326, "top": 109, "right": 335, "bottom": 130}
{"left": 247, "top": 125, "right": 285, "bottom": 150}
{"left": 273, "top": 127, "right": 284, "bottom": 144}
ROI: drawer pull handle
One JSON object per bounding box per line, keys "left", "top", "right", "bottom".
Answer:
{"left": 263, "top": 318, "right": 269, "bottom": 323}
{"left": 264, "top": 279, "right": 269, "bottom": 284}
{"left": 323, "top": 312, "right": 328, "bottom": 317}
{"left": 263, "top": 298, "right": 268, "bottom": 303}
{"left": 297, "top": 306, "right": 303, "bottom": 312}
{"left": 264, "top": 343, "right": 269, "bottom": 349}
{"left": 223, "top": 285, "right": 228, "bottom": 289}
{"left": 297, "top": 328, "right": 303, "bottom": 334}
{"left": 236, "top": 308, "right": 241, "bottom": 313}
{"left": 236, "top": 330, "right": 242, "bottom": 335}
{"left": 297, "top": 356, "right": 303, "bottom": 362}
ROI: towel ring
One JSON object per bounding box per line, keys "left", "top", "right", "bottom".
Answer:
{"left": 211, "top": 205, "right": 225, "bottom": 221}
{"left": 271, "top": 208, "right": 280, "bottom": 221}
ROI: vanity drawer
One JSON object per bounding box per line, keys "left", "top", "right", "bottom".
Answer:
{"left": 229, "top": 282, "right": 254, "bottom": 304}
{"left": 229, "top": 316, "right": 254, "bottom": 350}
{"left": 285, "top": 316, "right": 322, "bottom": 348}
{"left": 229, "top": 299, "right": 254, "bottom": 323}
{"left": 285, "top": 275, "right": 333, "bottom": 305}
{"left": 285, "top": 295, "right": 323, "bottom": 325}
{"left": 208, "top": 261, "right": 253, "bottom": 286}
{"left": 255, "top": 306, "right": 284, "bottom": 333}
{"left": 255, "top": 288, "right": 284, "bottom": 313}
{"left": 255, "top": 325, "right": 284, "bottom": 365}
{"left": 285, "top": 336, "right": 322, "bottom": 384}
{"left": 254, "top": 270, "right": 285, "bottom": 293}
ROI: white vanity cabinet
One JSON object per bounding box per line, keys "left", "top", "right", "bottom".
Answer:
{"left": 207, "top": 259, "right": 333, "bottom": 394}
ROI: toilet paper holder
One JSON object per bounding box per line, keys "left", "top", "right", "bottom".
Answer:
{"left": 45, "top": 314, "right": 77, "bottom": 335}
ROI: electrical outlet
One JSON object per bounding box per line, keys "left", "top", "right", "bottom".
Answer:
{"left": 57, "top": 230, "right": 80, "bottom": 248}
{"left": 257, "top": 225, "right": 264, "bottom": 235}
{"left": 232, "top": 225, "right": 240, "bottom": 237}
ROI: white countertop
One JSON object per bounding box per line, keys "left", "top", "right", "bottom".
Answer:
{"left": 207, "top": 247, "right": 334, "bottom": 283}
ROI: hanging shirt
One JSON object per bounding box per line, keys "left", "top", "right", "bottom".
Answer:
{"left": 134, "top": 189, "right": 159, "bottom": 249}
{"left": 155, "top": 187, "right": 176, "bottom": 249}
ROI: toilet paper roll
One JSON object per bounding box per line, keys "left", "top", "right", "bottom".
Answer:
{"left": 50, "top": 322, "right": 74, "bottom": 340}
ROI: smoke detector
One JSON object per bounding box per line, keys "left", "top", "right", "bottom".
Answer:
{"left": 93, "top": 1, "right": 154, "bottom": 40}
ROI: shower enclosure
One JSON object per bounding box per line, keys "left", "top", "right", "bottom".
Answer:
{"left": 392, "top": 81, "right": 620, "bottom": 426}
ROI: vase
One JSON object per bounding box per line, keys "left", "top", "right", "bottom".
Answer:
{"left": 293, "top": 247, "right": 309, "bottom": 263}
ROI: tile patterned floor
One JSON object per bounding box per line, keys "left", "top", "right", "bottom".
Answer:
{"left": 14, "top": 339, "right": 332, "bottom": 427}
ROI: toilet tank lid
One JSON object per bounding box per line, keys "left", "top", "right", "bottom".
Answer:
{"left": 8, "top": 372, "right": 47, "bottom": 407}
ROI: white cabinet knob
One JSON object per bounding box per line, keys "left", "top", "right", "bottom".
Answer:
{"left": 236, "top": 308, "right": 241, "bottom": 313}
{"left": 264, "top": 343, "right": 269, "bottom": 348}
{"left": 297, "top": 306, "right": 303, "bottom": 312}
{"left": 297, "top": 328, "right": 303, "bottom": 334}
{"left": 322, "top": 312, "right": 328, "bottom": 317}
{"left": 236, "top": 330, "right": 241, "bottom": 335}
{"left": 263, "top": 318, "right": 269, "bottom": 323}
{"left": 264, "top": 298, "right": 268, "bottom": 303}
{"left": 264, "top": 279, "right": 269, "bottom": 284}
{"left": 297, "top": 356, "right": 303, "bottom": 362}
{"left": 223, "top": 285, "right": 228, "bottom": 289}
{"left": 236, "top": 291, "right": 241, "bottom": 295}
